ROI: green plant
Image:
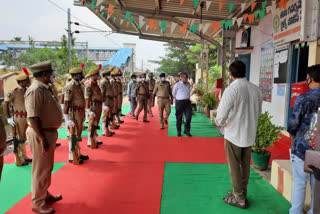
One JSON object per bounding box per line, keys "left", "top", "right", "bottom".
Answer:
{"left": 201, "top": 92, "right": 218, "bottom": 110}
{"left": 193, "top": 84, "right": 205, "bottom": 97}
{"left": 253, "top": 112, "right": 284, "bottom": 155}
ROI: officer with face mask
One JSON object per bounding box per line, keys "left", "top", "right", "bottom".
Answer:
{"left": 135, "top": 73, "right": 149, "bottom": 122}
{"left": 153, "top": 73, "right": 173, "bottom": 129}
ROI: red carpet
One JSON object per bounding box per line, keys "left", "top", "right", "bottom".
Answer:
{"left": 5, "top": 107, "right": 290, "bottom": 214}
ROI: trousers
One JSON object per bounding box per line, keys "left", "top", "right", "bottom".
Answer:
{"left": 175, "top": 100, "right": 192, "bottom": 133}
{"left": 136, "top": 95, "right": 148, "bottom": 120}
{"left": 158, "top": 98, "right": 171, "bottom": 125}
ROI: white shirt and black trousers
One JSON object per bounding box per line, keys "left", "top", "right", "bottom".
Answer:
{"left": 215, "top": 78, "right": 262, "bottom": 204}
{"left": 173, "top": 81, "right": 192, "bottom": 135}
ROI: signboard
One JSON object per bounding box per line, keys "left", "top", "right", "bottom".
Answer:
{"left": 273, "top": 0, "right": 302, "bottom": 46}
{"left": 259, "top": 43, "right": 274, "bottom": 102}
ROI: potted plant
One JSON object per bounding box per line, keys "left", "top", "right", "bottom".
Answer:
{"left": 252, "top": 112, "right": 284, "bottom": 170}
{"left": 201, "top": 92, "right": 218, "bottom": 117}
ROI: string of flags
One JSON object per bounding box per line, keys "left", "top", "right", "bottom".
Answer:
{"left": 88, "top": 0, "right": 284, "bottom": 35}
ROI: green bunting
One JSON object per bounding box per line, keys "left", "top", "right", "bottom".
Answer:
{"left": 254, "top": 10, "right": 260, "bottom": 19}
{"left": 124, "top": 11, "right": 131, "bottom": 21}
{"left": 189, "top": 23, "right": 199, "bottom": 34}
{"left": 91, "top": 1, "right": 95, "bottom": 9}
{"left": 229, "top": 3, "right": 235, "bottom": 13}
{"left": 100, "top": 12, "right": 104, "bottom": 17}
{"left": 113, "top": 17, "right": 117, "bottom": 23}
{"left": 137, "top": 24, "right": 141, "bottom": 29}
{"left": 194, "top": 0, "right": 200, "bottom": 9}
{"left": 224, "top": 19, "right": 233, "bottom": 30}
{"left": 220, "top": 20, "right": 225, "bottom": 29}
{"left": 262, "top": 1, "right": 267, "bottom": 10}
{"left": 129, "top": 17, "right": 135, "bottom": 25}
{"left": 259, "top": 9, "right": 266, "bottom": 20}
{"left": 160, "top": 21, "right": 167, "bottom": 33}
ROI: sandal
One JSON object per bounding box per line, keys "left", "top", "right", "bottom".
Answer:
{"left": 223, "top": 195, "right": 247, "bottom": 209}
{"left": 226, "top": 190, "right": 249, "bottom": 205}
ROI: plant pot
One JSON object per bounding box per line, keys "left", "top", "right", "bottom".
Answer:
{"left": 205, "top": 108, "right": 210, "bottom": 117}
{"left": 251, "top": 151, "right": 271, "bottom": 171}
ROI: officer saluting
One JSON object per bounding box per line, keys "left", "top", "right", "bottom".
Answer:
{"left": 153, "top": 73, "right": 173, "bottom": 129}
{"left": 85, "top": 65, "right": 103, "bottom": 148}
{"left": 25, "top": 61, "right": 63, "bottom": 214}
{"left": 3, "top": 68, "right": 32, "bottom": 166}
{"left": 63, "top": 65, "right": 89, "bottom": 164}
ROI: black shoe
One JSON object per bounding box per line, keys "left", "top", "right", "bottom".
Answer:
{"left": 97, "top": 141, "right": 103, "bottom": 145}
{"left": 110, "top": 132, "right": 115, "bottom": 135}
{"left": 20, "top": 161, "right": 29, "bottom": 166}
{"left": 164, "top": 119, "right": 168, "bottom": 125}
{"left": 119, "top": 120, "right": 124, "bottom": 124}
{"left": 84, "top": 126, "right": 88, "bottom": 129}
{"left": 135, "top": 117, "right": 138, "bottom": 121}
{"left": 184, "top": 131, "right": 192, "bottom": 137}
{"left": 56, "top": 143, "right": 61, "bottom": 147}
{"left": 25, "top": 158, "right": 32, "bottom": 163}
{"left": 177, "top": 132, "right": 182, "bottom": 137}
{"left": 120, "top": 114, "right": 125, "bottom": 116}
{"left": 80, "top": 155, "right": 89, "bottom": 160}
{"left": 143, "top": 120, "right": 150, "bottom": 123}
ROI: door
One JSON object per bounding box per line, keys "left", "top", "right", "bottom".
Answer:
{"left": 236, "top": 54, "right": 251, "bottom": 80}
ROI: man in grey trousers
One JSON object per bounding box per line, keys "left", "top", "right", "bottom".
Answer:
{"left": 127, "top": 74, "right": 138, "bottom": 119}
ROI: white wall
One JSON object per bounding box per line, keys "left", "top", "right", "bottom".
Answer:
{"left": 236, "top": 13, "right": 288, "bottom": 127}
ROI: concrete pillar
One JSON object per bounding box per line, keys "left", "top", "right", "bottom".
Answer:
{"left": 308, "top": 40, "right": 320, "bottom": 66}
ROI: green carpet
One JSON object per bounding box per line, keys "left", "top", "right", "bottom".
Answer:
{"left": 167, "top": 108, "right": 222, "bottom": 137}
{"left": 160, "top": 163, "right": 291, "bottom": 214}
{"left": 58, "top": 105, "right": 130, "bottom": 139}
{"left": 0, "top": 162, "right": 65, "bottom": 213}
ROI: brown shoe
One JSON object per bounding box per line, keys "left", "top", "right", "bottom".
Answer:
{"left": 32, "top": 204, "right": 55, "bottom": 214}
{"left": 45, "top": 194, "right": 62, "bottom": 203}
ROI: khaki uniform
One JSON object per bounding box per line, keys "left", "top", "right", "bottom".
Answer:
{"left": 100, "top": 78, "right": 114, "bottom": 134}
{"left": 5, "top": 85, "right": 29, "bottom": 162}
{"left": 135, "top": 81, "right": 149, "bottom": 120}
{"left": 116, "top": 79, "right": 123, "bottom": 113}
{"left": 0, "top": 116, "right": 6, "bottom": 181}
{"left": 25, "top": 80, "right": 63, "bottom": 207}
{"left": 64, "top": 79, "right": 85, "bottom": 160}
{"left": 153, "top": 80, "right": 172, "bottom": 126}
{"left": 110, "top": 79, "right": 118, "bottom": 114}
{"left": 148, "top": 78, "right": 156, "bottom": 115}
{"left": 85, "top": 80, "right": 103, "bottom": 145}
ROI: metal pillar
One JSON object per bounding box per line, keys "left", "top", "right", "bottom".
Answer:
{"left": 67, "top": 8, "right": 72, "bottom": 69}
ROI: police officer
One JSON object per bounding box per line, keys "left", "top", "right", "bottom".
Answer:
{"left": 63, "top": 67, "right": 89, "bottom": 164}
{"left": 85, "top": 65, "right": 103, "bottom": 148}
{"left": 147, "top": 72, "right": 156, "bottom": 117}
{"left": 135, "top": 73, "right": 149, "bottom": 122}
{"left": 153, "top": 73, "right": 173, "bottom": 129}
{"left": 3, "top": 68, "right": 32, "bottom": 166}
{"left": 100, "top": 69, "right": 115, "bottom": 137}
{"left": 116, "top": 69, "right": 124, "bottom": 123}
{"left": 25, "top": 61, "right": 63, "bottom": 214}
{"left": 110, "top": 69, "right": 121, "bottom": 128}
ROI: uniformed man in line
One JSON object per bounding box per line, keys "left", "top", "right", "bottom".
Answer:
{"left": 85, "top": 65, "right": 103, "bottom": 148}
{"left": 116, "top": 70, "right": 124, "bottom": 123}
{"left": 25, "top": 61, "right": 63, "bottom": 214}
{"left": 63, "top": 67, "right": 89, "bottom": 164}
{"left": 135, "top": 73, "right": 150, "bottom": 122}
{"left": 0, "top": 115, "right": 6, "bottom": 182}
{"left": 100, "top": 69, "right": 115, "bottom": 137}
{"left": 3, "top": 68, "right": 32, "bottom": 166}
{"left": 153, "top": 73, "right": 173, "bottom": 129}
{"left": 147, "top": 72, "right": 156, "bottom": 117}
{"left": 110, "top": 69, "right": 121, "bottom": 129}
{"left": 60, "top": 75, "right": 72, "bottom": 138}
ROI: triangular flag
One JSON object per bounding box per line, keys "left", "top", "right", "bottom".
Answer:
{"left": 124, "top": 11, "right": 131, "bottom": 21}
{"left": 95, "top": 9, "right": 99, "bottom": 13}
{"left": 149, "top": 19, "right": 156, "bottom": 30}
{"left": 129, "top": 17, "right": 135, "bottom": 26}
{"left": 108, "top": 4, "right": 115, "bottom": 16}
{"left": 237, "top": 17, "right": 243, "bottom": 28}
{"left": 171, "top": 22, "right": 177, "bottom": 34}
{"left": 262, "top": 1, "right": 267, "bottom": 10}
{"left": 241, "top": 3, "right": 246, "bottom": 13}
{"left": 120, "top": 19, "right": 124, "bottom": 25}
{"left": 160, "top": 21, "right": 167, "bottom": 33}
{"left": 259, "top": 9, "right": 266, "bottom": 20}
{"left": 251, "top": 2, "right": 257, "bottom": 11}
{"left": 180, "top": 24, "right": 188, "bottom": 34}
{"left": 100, "top": 5, "right": 105, "bottom": 12}
{"left": 194, "top": 0, "right": 200, "bottom": 9}
{"left": 113, "top": 17, "right": 117, "bottom": 23}
{"left": 146, "top": 25, "right": 150, "bottom": 31}
{"left": 248, "top": 13, "right": 255, "bottom": 24}
{"left": 180, "top": 0, "right": 184, "bottom": 6}
{"left": 232, "top": 17, "right": 237, "bottom": 26}
{"left": 96, "top": 0, "right": 103, "bottom": 6}
{"left": 225, "top": 19, "right": 233, "bottom": 30}
{"left": 214, "top": 21, "right": 221, "bottom": 32}
{"left": 189, "top": 23, "right": 199, "bottom": 34}
{"left": 198, "top": 24, "right": 203, "bottom": 32}
{"left": 100, "top": 12, "right": 104, "bottom": 17}
{"left": 279, "top": 0, "right": 287, "bottom": 9}
{"left": 202, "top": 23, "right": 211, "bottom": 34}
{"left": 206, "top": 1, "right": 212, "bottom": 11}
{"left": 91, "top": 1, "right": 95, "bottom": 9}
{"left": 107, "top": 15, "right": 110, "bottom": 20}
{"left": 243, "top": 14, "right": 248, "bottom": 22}
{"left": 219, "top": 2, "right": 224, "bottom": 12}
{"left": 266, "top": 6, "right": 272, "bottom": 13}
{"left": 139, "top": 21, "right": 146, "bottom": 29}
{"left": 229, "top": 3, "right": 235, "bottom": 13}
{"left": 254, "top": 10, "right": 260, "bottom": 19}
{"left": 220, "top": 20, "right": 225, "bottom": 28}
{"left": 209, "top": 22, "right": 215, "bottom": 30}
{"left": 139, "top": 16, "right": 144, "bottom": 23}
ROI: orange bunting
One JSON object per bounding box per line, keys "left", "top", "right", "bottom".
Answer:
{"left": 251, "top": 3, "right": 257, "bottom": 11}
{"left": 219, "top": 2, "right": 224, "bottom": 11}
{"left": 278, "top": 0, "right": 287, "bottom": 9}
{"left": 243, "top": 14, "right": 248, "bottom": 22}
{"left": 95, "top": 9, "right": 99, "bottom": 13}
{"left": 108, "top": 4, "right": 115, "bottom": 16}
{"left": 180, "top": 24, "right": 188, "bottom": 34}
{"left": 214, "top": 22, "right": 221, "bottom": 32}
{"left": 149, "top": 19, "right": 157, "bottom": 30}
{"left": 209, "top": 23, "right": 215, "bottom": 31}
{"left": 248, "top": 13, "right": 255, "bottom": 24}
{"left": 126, "top": 20, "right": 129, "bottom": 27}
{"left": 180, "top": 0, "right": 184, "bottom": 6}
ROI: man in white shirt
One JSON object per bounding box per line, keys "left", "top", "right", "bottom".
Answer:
{"left": 172, "top": 72, "right": 192, "bottom": 137}
{"left": 215, "top": 61, "right": 262, "bottom": 209}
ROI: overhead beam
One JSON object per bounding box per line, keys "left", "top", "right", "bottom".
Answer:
{"left": 166, "top": 40, "right": 201, "bottom": 60}
{"left": 155, "top": 0, "right": 160, "bottom": 14}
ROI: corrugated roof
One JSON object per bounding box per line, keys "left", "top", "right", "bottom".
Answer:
{"left": 0, "top": 44, "right": 119, "bottom": 51}
{"left": 102, "top": 47, "right": 133, "bottom": 68}
{"left": 0, "top": 45, "right": 8, "bottom": 51}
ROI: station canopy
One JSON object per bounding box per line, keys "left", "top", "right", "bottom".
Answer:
{"left": 74, "top": 0, "right": 273, "bottom": 47}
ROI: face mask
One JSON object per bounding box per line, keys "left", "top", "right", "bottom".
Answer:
{"left": 50, "top": 75, "right": 56, "bottom": 84}
{"left": 107, "top": 76, "right": 112, "bottom": 80}
{"left": 132, "top": 79, "right": 136, "bottom": 82}
{"left": 161, "top": 77, "right": 165, "bottom": 81}
{"left": 97, "top": 75, "right": 101, "bottom": 80}
{"left": 141, "top": 78, "right": 145, "bottom": 81}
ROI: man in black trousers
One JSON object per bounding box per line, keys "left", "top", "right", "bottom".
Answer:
{"left": 172, "top": 72, "right": 192, "bottom": 137}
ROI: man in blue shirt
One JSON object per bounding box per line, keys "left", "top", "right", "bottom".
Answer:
{"left": 127, "top": 74, "right": 137, "bottom": 119}
{"left": 288, "top": 64, "right": 320, "bottom": 214}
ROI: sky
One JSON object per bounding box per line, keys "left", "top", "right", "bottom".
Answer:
{"left": 0, "top": 0, "right": 166, "bottom": 71}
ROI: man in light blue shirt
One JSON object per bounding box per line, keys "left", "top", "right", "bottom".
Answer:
{"left": 172, "top": 72, "right": 192, "bottom": 137}
{"left": 127, "top": 74, "right": 137, "bottom": 119}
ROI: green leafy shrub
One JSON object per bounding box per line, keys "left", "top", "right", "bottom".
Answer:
{"left": 201, "top": 92, "right": 218, "bottom": 110}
